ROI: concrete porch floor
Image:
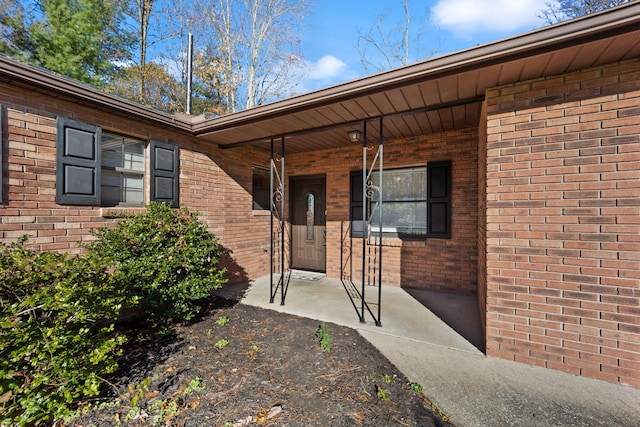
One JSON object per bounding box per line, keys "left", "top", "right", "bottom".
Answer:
{"left": 232, "top": 274, "right": 640, "bottom": 427}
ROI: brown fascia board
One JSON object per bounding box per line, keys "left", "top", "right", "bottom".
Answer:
{"left": 192, "top": 1, "right": 640, "bottom": 136}
{"left": 0, "top": 54, "right": 193, "bottom": 132}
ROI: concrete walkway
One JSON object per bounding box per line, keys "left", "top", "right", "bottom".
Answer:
{"left": 236, "top": 274, "right": 640, "bottom": 427}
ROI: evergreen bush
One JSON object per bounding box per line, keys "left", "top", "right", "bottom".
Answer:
{"left": 0, "top": 238, "right": 133, "bottom": 426}
{"left": 84, "top": 202, "right": 227, "bottom": 322}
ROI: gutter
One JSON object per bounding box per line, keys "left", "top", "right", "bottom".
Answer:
{"left": 0, "top": 54, "right": 193, "bottom": 132}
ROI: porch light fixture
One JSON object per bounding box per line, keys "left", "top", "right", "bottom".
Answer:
{"left": 348, "top": 130, "right": 362, "bottom": 143}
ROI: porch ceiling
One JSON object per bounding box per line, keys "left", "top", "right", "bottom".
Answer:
{"left": 193, "top": 2, "right": 640, "bottom": 155}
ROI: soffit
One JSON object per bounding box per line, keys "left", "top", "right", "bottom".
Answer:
{"left": 193, "top": 2, "right": 640, "bottom": 154}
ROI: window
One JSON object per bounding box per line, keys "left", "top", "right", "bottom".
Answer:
{"left": 252, "top": 166, "right": 270, "bottom": 210}
{"left": 350, "top": 172, "right": 365, "bottom": 237}
{"left": 370, "top": 167, "right": 427, "bottom": 235}
{"left": 56, "top": 117, "right": 179, "bottom": 207}
{"left": 101, "top": 132, "right": 145, "bottom": 206}
{"left": 350, "top": 161, "right": 451, "bottom": 239}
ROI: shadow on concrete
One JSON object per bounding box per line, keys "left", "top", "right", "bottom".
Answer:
{"left": 403, "top": 287, "right": 485, "bottom": 352}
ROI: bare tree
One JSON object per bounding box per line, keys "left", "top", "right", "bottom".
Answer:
{"left": 117, "top": 0, "right": 157, "bottom": 102}
{"left": 540, "top": 0, "right": 631, "bottom": 24}
{"left": 216, "top": 0, "right": 238, "bottom": 113}
{"left": 240, "top": 0, "right": 307, "bottom": 109}
{"left": 135, "top": 0, "right": 154, "bottom": 100}
{"left": 184, "top": 0, "right": 241, "bottom": 115}
{"left": 182, "top": 0, "right": 307, "bottom": 113}
{"left": 357, "top": 0, "right": 437, "bottom": 74}
{"left": 111, "top": 0, "right": 184, "bottom": 106}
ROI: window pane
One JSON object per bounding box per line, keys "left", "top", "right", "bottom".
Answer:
{"left": 101, "top": 170, "right": 121, "bottom": 206}
{"left": 373, "top": 167, "right": 426, "bottom": 202}
{"left": 102, "top": 133, "right": 122, "bottom": 169}
{"left": 371, "top": 201, "right": 427, "bottom": 234}
{"left": 101, "top": 132, "right": 145, "bottom": 206}
{"left": 124, "top": 139, "right": 144, "bottom": 171}
{"left": 123, "top": 174, "right": 144, "bottom": 204}
{"left": 252, "top": 167, "right": 270, "bottom": 210}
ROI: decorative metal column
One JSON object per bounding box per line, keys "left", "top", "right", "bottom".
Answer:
{"left": 269, "top": 137, "right": 290, "bottom": 305}
{"left": 361, "top": 118, "right": 384, "bottom": 326}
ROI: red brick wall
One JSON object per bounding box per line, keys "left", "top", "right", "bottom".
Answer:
{"left": 1, "top": 79, "right": 478, "bottom": 295}
{"left": 484, "top": 58, "right": 640, "bottom": 386}
{"left": 477, "top": 101, "right": 488, "bottom": 335}
{"left": 0, "top": 83, "right": 271, "bottom": 284}
{"left": 286, "top": 129, "right": 479, "bottom": 294}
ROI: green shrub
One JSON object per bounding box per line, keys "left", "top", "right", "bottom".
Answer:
{"left": 84, "top": 202, "right": 227, "bottom": 322}
{"left": 0, "top": 238, "right": 133, "bottom": 426}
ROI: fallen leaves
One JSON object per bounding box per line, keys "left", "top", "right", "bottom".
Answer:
{"left": 230, "top": 404, "right": 284, "bottom": 426}
{"left": 67, "top": 304, "right": 449, "bottom": 427}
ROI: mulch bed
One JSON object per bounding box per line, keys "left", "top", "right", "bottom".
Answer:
{"left": 69, "top": 294, "right": 454, "bottom": 427}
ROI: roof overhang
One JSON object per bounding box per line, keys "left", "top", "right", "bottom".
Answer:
{"left": 1, "top": 3, "right": 639, "bottom": 154}
{"left": 0, "top": 55, "right": 193, "bottom": 133}
{"left": 193, "top": 1, "right": 640, "bottom": 154}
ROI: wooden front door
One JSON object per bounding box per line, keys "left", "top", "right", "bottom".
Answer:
{"left": 291, "top": 176, "right": 326, "bottom": 272}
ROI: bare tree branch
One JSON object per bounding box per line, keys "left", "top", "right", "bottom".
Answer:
{"left": 357, "top": 0, "right": 437, "bottom": 74}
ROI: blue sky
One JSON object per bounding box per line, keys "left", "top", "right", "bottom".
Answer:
{"left": 298, "top": 0, "right": 553, "bottom": 92}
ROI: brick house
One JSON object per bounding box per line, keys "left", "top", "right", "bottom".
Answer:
{"left": 1, "top": 4, "right": 638, "bottom": 387}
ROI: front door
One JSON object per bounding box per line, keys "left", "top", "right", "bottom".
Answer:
{"left": 291, "top": 176, "right": 326, "bottom": 271}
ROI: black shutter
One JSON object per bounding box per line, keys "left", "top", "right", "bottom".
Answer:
{"left": 426, "top": 160, "right": 451, "bottom": 239}
{"left": 55, "top": 117, "right": 101, "bottom": 205}
{"left": 150, "top": 141, "right": 179, "bottom": 207}
{"left": 0, "top": 105, "right": 3, "bottom": 203}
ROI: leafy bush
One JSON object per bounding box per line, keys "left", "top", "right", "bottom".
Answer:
{"left": 84, "top": 202, "right": 227, "bottom": 322}
{"left": 0, "top": 238, "right": 133, "bottom": 426}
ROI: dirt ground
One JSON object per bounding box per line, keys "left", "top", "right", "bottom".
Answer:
{"left": 69, "top": 293, "right": 454, "bottom": 427}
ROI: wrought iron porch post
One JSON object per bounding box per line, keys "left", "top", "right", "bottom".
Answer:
{"left": 376, "top": 118, "right": 383, "bottom": 326}
{"left": 270, "top": 137, "right": 289, "bottom": 305}
{"left": 269, "top": 138, "right": 276, "bottom": 303}
{"left": 279, "top": 137, "right": 286, "bottom": 305}
{"left": 361, "top": 123, "right": 367, "bottom": 323}
{"left": 361, "top": 118, "right": 384, "bottom": 326}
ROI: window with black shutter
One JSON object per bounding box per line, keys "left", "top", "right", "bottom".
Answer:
{"left": 349, "top": 161, "right": 451, "bottom": 239}
{"left": 56, "top": 117, "right": 179, "bottom": 207}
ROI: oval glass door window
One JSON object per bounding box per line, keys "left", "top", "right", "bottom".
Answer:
{"left": 306, "top": 193, "right": 315, "bottom": 240}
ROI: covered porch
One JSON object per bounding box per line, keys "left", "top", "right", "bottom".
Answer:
{"left": 245, "top": 272, "right": 483, "bottom": 354}
{"left": 193, "top": 5, "right": 640, "bottom": 347}
{"left": 195, "top": 3, "right": 640, "bottom": 387}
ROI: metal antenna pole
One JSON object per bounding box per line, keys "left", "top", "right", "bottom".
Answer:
{"left": 186, "top": 33, "right": 193, "bottom": 115}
